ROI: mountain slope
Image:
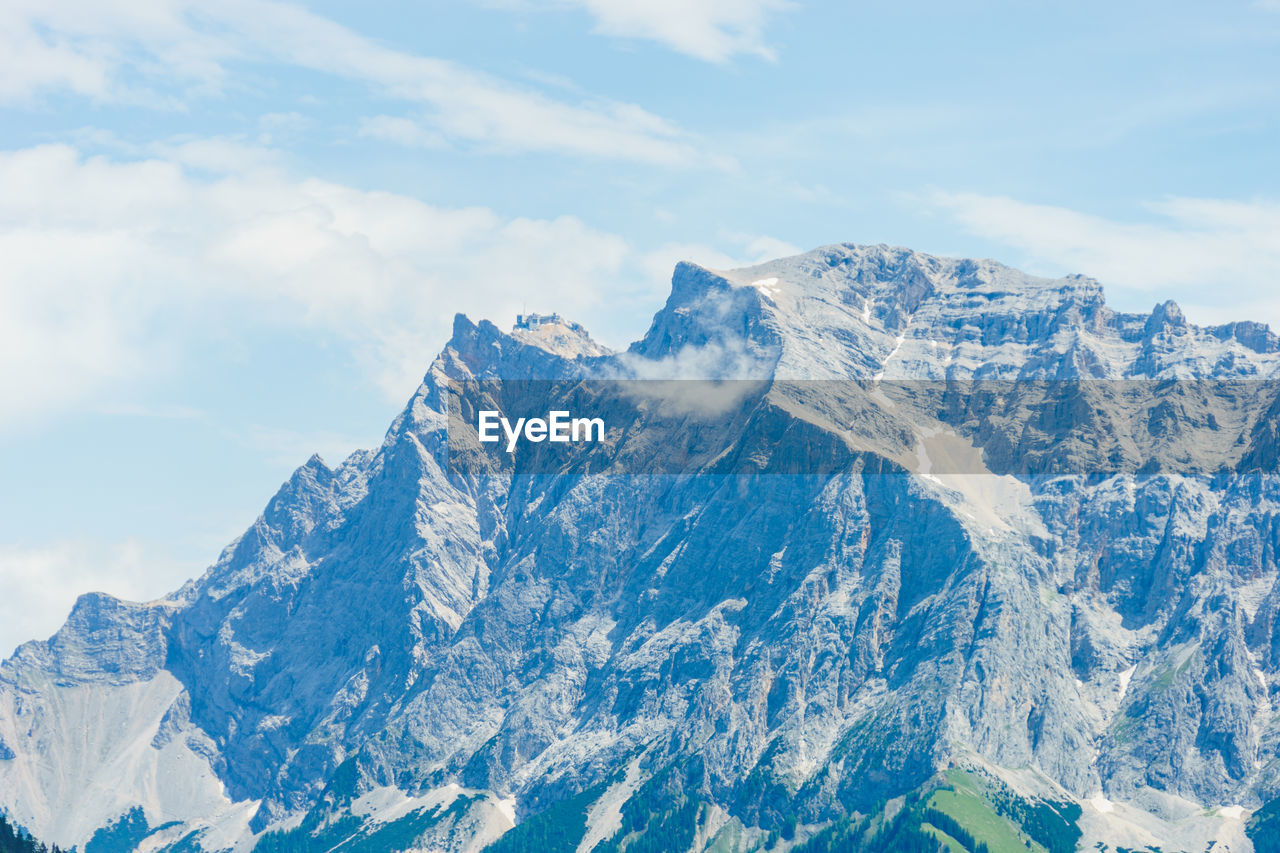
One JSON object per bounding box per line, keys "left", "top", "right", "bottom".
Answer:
{"left": 2, "top": 244, "right": 1280, "bottom": 852}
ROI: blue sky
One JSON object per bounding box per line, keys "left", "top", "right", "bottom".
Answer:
{"left": 1, "top": 0, "right": 1279, "bottom": 654}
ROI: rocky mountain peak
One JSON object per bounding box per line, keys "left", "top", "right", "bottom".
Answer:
{"left": 510, "top": 311, "right": 610, "bottom": 359}
{"left": 6, "top": 245, "right": 1280, "bottom": 853}
{"left": 1145, "top": 299, "right": 1188, "bottom": 337}
{"left": 440, "top": 312, "right": 609, "bottom": 382}
{"left": 624, "top": 245, "right": 1280, "bottom": 382}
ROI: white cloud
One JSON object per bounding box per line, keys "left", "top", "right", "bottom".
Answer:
{"left": 0, "top": 540, "right": 190, "bottom": 658}
{"left": 0, "top": 142, "right": 636, "bottom": 430}
{"left": 0, "top": 141, "right": 796, "bottom": 432}
{"left": 0, "top": 0, "right": 710, "bottom": 166}
{"left": 358, "top": 115, "right": 447, "bottom": 149}
{"left": 572, "top": 0, "right": 792, "bottom": 62}
{"left": 494, "top": 0, "right": 794, "bottom": 62}
{"left": 0, "top": 0, "right": 233, "bottom": 104}
{"left": 929, "top": 190, "right": 1280, "bottom": 328}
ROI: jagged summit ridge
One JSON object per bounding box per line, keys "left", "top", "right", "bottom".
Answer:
{"left": 629, "top": 243, "right": 1280, "bottom": 382}
{"left": 442, "top": 243, "right": 1280, "bottom": 384}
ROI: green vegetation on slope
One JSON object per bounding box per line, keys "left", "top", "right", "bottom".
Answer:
{"left": 932, "top": 769, "right": 1082, "bottom": 853}
{"left": 481, "top": 762, "right": 1085, "bottom": 853}
{"left": 981, "top": 779, "right": 1081, "bottom": 853}
{"left": 791, "top": 790, "right": 942, "bottom": 853}
{"left": 790, "top": 769, "right": 1081, "bottom": 853}
{"left": 0, "top": 815, "right": 63, "bottom": 853}
{"left": 83, "top": 807, "right": 172, "bottom": 853}
{"left": 1248, "top": 795, "right": 1280, "bottom": 853}
{"left": 253, "top": 794, "right": 477, "bottom": 853}
{"left": 920, "top": 807, "right": 991, "bottom": 853}
{"left": 482, "top": 786, "right": 602, "bottom": 853}
{"left": 595, "top": 762, "right": 704, "bottom": 853}
{"left": 927, "top": 785, "right": 1039, "bottom": 853}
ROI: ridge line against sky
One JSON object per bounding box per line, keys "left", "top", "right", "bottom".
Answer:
{"left": 1, "top": 0, "right": 1279, "bottom": 655}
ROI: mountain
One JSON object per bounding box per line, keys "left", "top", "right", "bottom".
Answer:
{"left": 3, "top": 244, "right": 1280, "bottom": 852}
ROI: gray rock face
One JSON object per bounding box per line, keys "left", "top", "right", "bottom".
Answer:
{"left": 3, "top": 243, "right": 1280, "bottom": 850}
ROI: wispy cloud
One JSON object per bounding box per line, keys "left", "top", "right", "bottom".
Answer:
{"left": 929, "top": 190, "right": 1280, "bottom": 327}
{"left": 531, "top": 0, "right": 795, "bottom": 62}
{"left": 358, "top": 115, "right": 447, "bottom": 149}
{"left": 0, "top": 139, "right": 792, "bottom": 433}
{"left": 0, "top": 0, "right": 711, "bottom": 166}
{"left": 0, "top": 142, "right": 635, "bottom": 430}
